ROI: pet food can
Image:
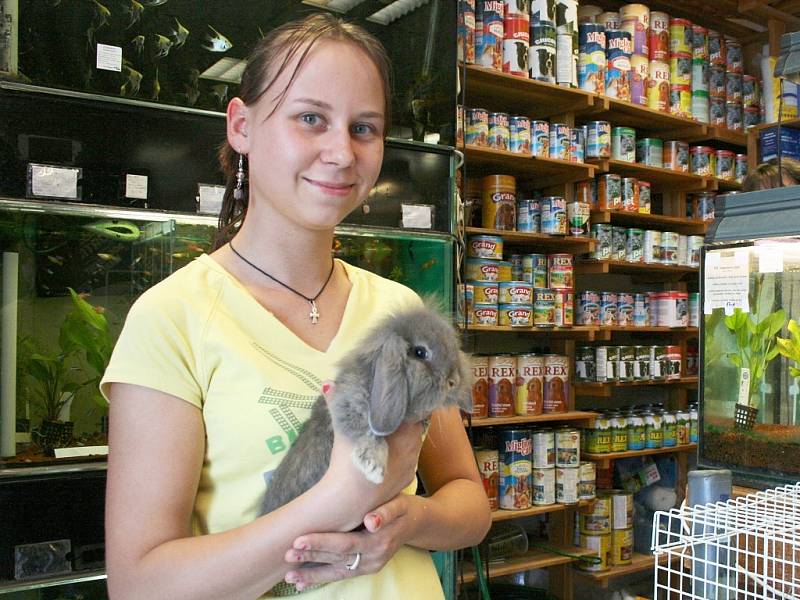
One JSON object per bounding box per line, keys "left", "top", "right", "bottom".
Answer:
{"left": 690, "top": 146, "right": 714, "bottom": 176}
{"left": 669, "top": 18, "right": 691, "bottom": 55}
{"left": 515, "top": 354, "right": 544, "bottom": 415}
{"left": 470, "top": 354, "right": 490, "bottom": 418}
{"left": 726, "top": 101, "right": 743, "bottom": 131}
{"left": 531, "top": 0, "right": 556, "bottom": 24}
{"left": 716, "top": 149, "right": 735, "bottom": 181}
{"left": 534, "top": 288, "right": 556, "bottom": 328}
{"left": 605, "top": 29, "right": 632, "bottom": 101}
{"left": 488, "top": 354, "right": 516, "bottom": 417}
{"left": 529, "top": 21, "right": 557, "bottom": 83}
{"left": 745, "top": 105, "right": 760, "bottom": 128}
{"left": 709, "top": 66, "right": 726, "bottom": 96}
{"left": 647, "top": 60, "right": 670, "bottom": 111}
{"left": 597, "top": 174, "right": 622, "bottom": 209}
{"left": 693, "top": 192, "right": 716, "bottom": 221}
{"left": 585, "top": 414, "right": 611, "bottom": 452}
{"left": 540, "top": 196, "right": 567, "bottom": 235}
{"left": 648, "top": 11, "right": 669, "bottom": 61}
{"left": 578, "top": 461, "right": 596, "bottom": 500}
{"left": 567, "top": 201, "right": 590, "bottom": 237}
{"left": 644, "top": 409, "right": 663, "bottom": 448}
{"left": 466, "top": 107, "right": 489, "bottom": 147}
{"left": 611, "top": 127, "right": 636, "bottom": 162}
{"left": 660, "top": 231, "right": 679, "bottom": 265}
{"left": 675, "top": 409, "right": 690, "bottom": 445}
{"left": 663, "top": 140, "right": 689, "bottom": 172}
{"left": 578, "top": 290, "right": 601, "bottom": 325}
{"left": 587, "top": 490, "right": 613, "bottom": 524}
{"left": 617, "top": 291, "right": 634, "bottom": 326}
{"left": 488, "top": 111, "right": 510, "bottom": 151}
{"left": 692, "top": 61, "right": 710, "bottom": 94}
{"left": 599, "top": 292, "right": 617, "bottom": 326}
{"left": 610, "top": 490, "right": 634, "bottom": 529}
{"left": 503, "top": 19, "right": 530, "bottom": 77}
{"left": 586, "top": 120, "right": 611, "bottom": 158}
{"left": 570, "top": 127, "right": 585, "bottom": 163}
{"left": 725, "top": 72, "right": 742, "bottom": 102}
{"left": 627, "top": 410, "right": 646, "bottom": 449}
{"left": 580, "top": 510, "right": 611, "bottom": 536}
{"left": 632, "top": 345, "right": 650, "bottom": 380}
{"left": 474, "top": 447, "right": 499, "bottom": 509}
{"left": 743, "top": 74, "right": 759, "bottom": 107}
{"left": 499, "top": 429, "right": 532, "bottom": 510}
{"left": 598, "top": 11, "right": 620, "bottom": 30}
{"left": 633, "top": 293, "right": 648, "bottom": 326}
{"left": 498, "top": 304, "right": 533, "bottom": 327}
{"left": 516, "top": 197, "right": 540, "bottom": 232}
{"left": 482, "top": 174, "right": 516, "bottom": 230}
{"left": 638, "top": 181, "right": 651, "bottom": 214}
{"left": 603, "top": 346, "right": 620, "bottom": 381}
{"left": 471, "top": 303, "right": 499, "bottom": 327}
{"left": 621, "top": 177, "right": 639, "bottom": 212}
{"left": 457, "top": 282, "right": 473, "bottom": 326}
{"left": 499, "top": 281, "right": 533, "bottom": 305}
{"left": 693, "top": 24, "right": 709, "bottom": 59}
{"left": 575, "top": 346, "right": 596, "bottom": 382}
{"left": 611, "top": 226, "right": 627, "bottom": 261}
{"left": 466, "top": 257, "right": 511, "bottom": 282}
{"left": 618, "top": 346, "right": 636, "bottom": 383}
{"left": 549, "top": 123, "right": 571, "bottom": 160}
{"left": 531, "top": 428, "right": 556, "bottom": 468}
{"left": 591, "top": 224, "right": 612, "bottom": 260}
{"left": 531, "top": 120, "right": 550, "bottom": 157}
{"left": 532, "top": 466, "right": 556, "bottom": 506}
{"left": 458, "top": 0, "right": 476, "bottom": 64}
{"left": 608, "top": 411, "right": 628, "bottom": 451}
{"left": 643, "top": 229, "right": 660, "bottom": 263}
{"left": 635, "top": 138, "right": 663, "bottom": 167}
{"left": 579, "top": 533, "right": 610, "bottom": 572}
{"left": 669, "top": 84, "right": 692, "bottom": 118}
{"left": 556, "top": 290, "right": 574, "bottom": 327}
{"left": 690, "top": 404, "right": 699, "bottom": 442}
{"left": 509, "top": 115, "right": 531, "bottom": 154}
{"left": 524, "top": 253, "right": 549, "bottom": 288}
{"left": 467, "top": 234, "right": 504, "bottom": 259}
{"left": 650, "top": 345, "right": 667, "bottom": 379}
{"left": 456, "top": 104, "right": 464, "bottom": 147}
{"left": 555, "top": 427, "right": 581, "bottom": 467}
{"left": 662, "top": 409, "right": 677, "bottom": 447}
{"left": 611, "top": 528, "right": 633, "bottom": 566}
{"left": 735, "top": 154, "right": 747, "bottom": 183}
{"left": 547, "top": 253, "right": 573, "bottom": 289}
{"left": 479, "top": 0, "right": 505, "bottom": 70}
{"left": 543, "top": 354, "right": 569, "bottom": 413}
{"left": 726, "top": 38, "right": 743, "bottom": 73}
{"left": 555, "top": 32, "right": 576, "bottom": 87}
{"left": 709, "top": 29, "right": 725, "bottom": 65}
{"left": 688, "top": 237, "right": 702, "bottom": 268}
{"left": 578, "top": 23, "right": 606, "bottom": 94}
{"left": 620, "top": 7, "right": 648, "bottom": 57}
{"left": 666, "top": 345, "right": 682, "bottom": 380}
{"left": 630, "top": 53, "right": 648, "bottom": 105}
{"left": 556, "top": 466, "right": 579, "bottom": 504}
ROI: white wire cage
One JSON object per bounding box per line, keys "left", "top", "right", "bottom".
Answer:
{"left": 651, "top": 482, "right": 800, "bottom": 599}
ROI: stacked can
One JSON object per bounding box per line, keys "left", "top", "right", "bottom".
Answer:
{"left": 555, "top": 427, "right": 581, "bottom": 504}
{"left": 743, "top": 74, "right": 762, "bottom": 128}
{"left": 529, "top": 20, "right": 557, "bottom": 83}
{"left": 465, "top": 230, "right": 507, "bottom": 327}
{"left": 647, "top": 57, "right": 670, "bottom": 111}
{"left": 605, "top": 29, "right": 632, "bottom": 100}
{"left": 503, "top": 1, "right": 530, "bottom": 77}
{"left": 669, "top": 18, "right": 692, "bottom": 118}
{"left": 663, "top": 140, "right": 689, "bottom": 172}
{"left": 691, "top": 24, "right": 710, "bottom": 123}
{"left": 725, "top": 35, "right": 744, "bottom": 131}
{"left": 515, "top": 354, "right": 544, "bottom": 415}
{"left": 621, "top": 3, "right": 649, "bottom": 107}
{"left": 478, "top": 0, "right": 505, "bottom": 71}
{"left": 555, "top": 0, "right": 579, "bottom": 88}
{"left": 469, "top": 355, "right": 490, "bottom": 419}
{"left": 499, "top": 428, "right": 533, "bottom": 509}
{"left": 708, "top": 30, "right": 726, "bottom": 127}
{"left": 578, "top": 22, "right": 606, "bottom": 94}
{"left": 459, "top": 0, "right": 477, "bottom": 64}
{"left": 577, "top": 493, "right": 612, "bottom": 572}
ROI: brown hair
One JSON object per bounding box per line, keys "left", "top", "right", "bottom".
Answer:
{"left": 214, "top": 12, "right": 392, "bottom": 248}
{"left": 742, "top": 157, "right": 800, "bottom": 192}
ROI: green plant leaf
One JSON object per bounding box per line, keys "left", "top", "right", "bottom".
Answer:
{"left": 766, "top": 346, "right": 780, "bottom": 362}
{"left": 788, "top": 319, "right": 800, "bottom": 340}
{"left": 68, "top": 288, "right": 108, "bottom": 332}
{"left": 729, "top": 354, "right": 743, "bottom": 368}
{"left": 791, "top": 366, "right": 800, "bottom": 378}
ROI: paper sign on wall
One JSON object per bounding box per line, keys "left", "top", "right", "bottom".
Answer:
{"left": 704, "top": 248, "right": 750, "bottom": 315}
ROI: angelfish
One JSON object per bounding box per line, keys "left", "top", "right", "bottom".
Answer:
{"left": 171, "top": 17, "right": 189, "bottom": 48}
{"left": 130, "top": 35, "right": 145, "bottom": 56}
{"left": 153, "top": 33, "right": 173, "bottom": 58}
{"left": 122, "top": 0, "right": 144, "bottom": 29}
{"left": 202, "top": 25, "right": 232, "bottom": 52}
{"left": 120, "top": 64, "right": 143, "bottom": 96}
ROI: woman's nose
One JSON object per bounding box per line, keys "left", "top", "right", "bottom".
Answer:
{"left": 320, "top": 127, "right": 356, "bottom": 168}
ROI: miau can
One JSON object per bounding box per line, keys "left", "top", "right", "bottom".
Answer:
{"left": 532, "top": 428, "right": 556, "bottom": 468}
{"left": 488, "top": 354, "right": 516, "bottom": 417}
{"left": 548, "top": 253, "right": 573, "bottom": 289}
{"left": 578, "top": 290, "right": 601, "bottom": 325}
{"left": 515, "top": 354, "right": 544, "bottom": 415}
{"left": 556, "top": 466, "right": 579, "bottom": 504}
{"left": 475, "top": 447, "right": 499, "bottom": 509}
{"left": 466, "top": 107, "right": 489, "bottom": 147}
{"left": 578, "top": 461, "right": 596, "bottom": 500}
{"left": 555, "top": 427, "right": 580, "bottom": 466}
{"left": 531, "top": 120, "right": 550, "bottom": 156}
{"left": 543, "top": 354, "right": 569, "bottom": 413}
{"left": 567, "top": 201, "right": 590, "bottom": 236}
{"left": 617, "top": 291, "right": 634, "bottom": 326}
{"left": 488, "top": 111, "right": 510, "bottom": 151}
{"left": 534, "top": 288, "right": 556, "bottom": 327}
{"left": 509, "top": 115, "right": 531, "bottom": 154}
{"left": 517, "top": 197, "right": 541, "bottom": 232}
{"left": 597, "top": 173, "right": 622, "bottom": 209}
{"left": 549, "top": 123, "right": 571, "bottom": 160}
{"left": 532, "top": 467, "right": 556, "bottom": 505}
{"left": 479, "top": 0, "right": 505, "bottom": 70}
{"left": 586, "top": 120, "right": 611, "bottom": 158}
{"left": 541, "top": 196, "right": 567, "bottom": 235}
{"left": 529, "top": 21, "right": 557, "bottom": 83}
{"left": 470, "top": 354, "right": 490, "bottom": 418}
{"left": 591, "top": 224, "right": 612, "bottom": 260}
{"left": 499, "top": 429, "right": 533, "bottom": 510}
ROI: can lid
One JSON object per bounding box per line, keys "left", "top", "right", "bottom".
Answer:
{"left": 669, "top": 17, "right": 693, "bottom": 25}
{"left": 482, "top": 174, "right": 517, "bottom": 190}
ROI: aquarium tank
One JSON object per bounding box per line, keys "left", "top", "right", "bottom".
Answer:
{"left": 701, "top": 186, "right": 800, "bottom": 488}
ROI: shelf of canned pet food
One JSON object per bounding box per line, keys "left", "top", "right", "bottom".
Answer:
{"left": 575, "top": 259, "right": 698, "bottom": 277}
{"left": 465, "top": 226, "right": 596, "bottom": 253}
{"left": 589, "top": 209, "right": 709, "bottom": 235}
{"left": 463, "top": 324, "right": 697, "bottom": 342}
{"left": 581, "top": 443, "right": 697, "bottom": 463}
{"left": 588, "top": 158, "right": 707, "bottom": 191}
{"left": 465, "top": 410, "right": 599, "bottom": 429}
{"left": 491, "top": 498, "right": 594, "bottom": 523}
{"left": 573, "top": 551, "right": 677, "bottom": 586}
{"left": 460, "top": 542, "right": 598, "bottom": 584}
{"left": 574, "top": 376, "right": 698, "bottom": 397}
{"left": 465, "top": 145, "right": 597, "bottom": 185}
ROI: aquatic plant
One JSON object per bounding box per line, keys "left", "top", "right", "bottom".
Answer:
{"left": 777, "top": 319, "right": 800, "bottom": 378}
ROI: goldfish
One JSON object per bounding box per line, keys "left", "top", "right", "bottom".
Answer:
{"left": 122, "top": 0, "right": 144, "bottom": 29}
{"left": 150, "top": 67, "right": 161, "bottom": 100}
{"left": 211, "top": 83, "right": 229, "bottom": 108}
{"left": 120, "top": 65, "right": 143, "bottom": 96}
{"left": 202, "top": 25, "right": 232, "bottom": 52}
{"left": 130, "top": 34, "right": 145, "bottom": 55}
{"left": 152, "top": 34, "right": 173, "bottom": 59}
{"left": 171, "top": 17, "right": 189, "bottom": 48}
{"left": 421, "top": 258, "right": 437, "bottom": 270}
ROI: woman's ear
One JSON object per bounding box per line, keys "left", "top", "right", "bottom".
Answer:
{"left": 227, "top": 97, "right": 250, "bottom": 154}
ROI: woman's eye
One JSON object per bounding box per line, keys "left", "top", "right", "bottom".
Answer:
{"left": 301, "top": 113, "right": 323, "bottom": 126}
{"left": 352, "top": 122, "right": 376, "bottom": 136}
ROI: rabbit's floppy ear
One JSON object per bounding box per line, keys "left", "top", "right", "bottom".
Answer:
{"left": 367, "top": 332, "right": 410, "bottom": 436}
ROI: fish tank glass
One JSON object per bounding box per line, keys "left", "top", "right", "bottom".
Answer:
{"left": 1, "top": 0, "right": 457, "bottom": 145}
{"left": 0, "top": 198, "right": 453, "bottom": 471}
{"left": 700, "top": 186, "right": 800, "bottom": 488}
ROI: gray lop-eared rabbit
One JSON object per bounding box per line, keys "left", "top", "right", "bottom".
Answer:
{"left": 260, "top": 305, "right": 472, "bottom": 515}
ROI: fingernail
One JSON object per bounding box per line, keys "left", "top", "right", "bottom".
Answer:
{"left": 285, "top": 573, "right": 298, "bottom": 584}
{"left": 322, "top": 383, "right": 331, "bottom": 395}
{"left": 369, "top": 513, "right": 381, "bottom": 528}
{"left": 294, "top": 551, "right": 304, "bottom": 561}
{"left": 295, "top": 540, "right": 308, "bottom": 550}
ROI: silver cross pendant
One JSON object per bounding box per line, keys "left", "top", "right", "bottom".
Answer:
{"left": 309, "top": 300, "right": 320, "bottom": 324}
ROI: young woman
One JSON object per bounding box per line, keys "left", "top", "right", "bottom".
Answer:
{"left": 102, "top": 13, "right": 490, "bottom": 600}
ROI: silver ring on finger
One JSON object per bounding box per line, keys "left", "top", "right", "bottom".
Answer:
{"left": 345, "top": 552, "right": 361, "bottom": 571}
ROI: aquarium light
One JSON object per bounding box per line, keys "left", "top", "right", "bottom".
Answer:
{"left": 367, "top": 0, "right": 430, "bottom": 25}
{"left": 301, "top": 0, "right": 369, "bottom": 13}
{"left": 199, "top": 57, "right": 247, "bottom": 84}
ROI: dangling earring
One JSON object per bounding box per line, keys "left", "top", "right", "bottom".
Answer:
{"left": 234, "top": 153, "right": 245, "bottom": 201}
{"left": 362, "top": 198, "right": 370, "bottom": 214}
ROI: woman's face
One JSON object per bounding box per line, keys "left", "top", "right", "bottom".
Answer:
{"left": 237, "top": 40, "right": 386, "bottom": 232}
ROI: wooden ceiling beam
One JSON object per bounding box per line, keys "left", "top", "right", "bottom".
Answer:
{"left": 738, "top": 0, "right": 800, "bottom": 28}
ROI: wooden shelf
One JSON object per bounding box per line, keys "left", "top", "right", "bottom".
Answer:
{"left": 465, "top": 145, "right": 597, "bottom": 186}
{"left": 600, "top": 326, "right": 698, "bottom": 334}
{"left": 684, "top": 125, "right": 747, "bottom": 149}
{"left": 589, "top": 158, "right": 707, "bottom": 191}
{"left": 462, "top": 63, "right": 596, "bottom": 119}
{"left": 576, "top": 259, "right": 699, "bottom": 277}
{"left": 575, "top": 377, "right": 699, "bottom": 397}
{"left": 582, "top": 443, "right": 698, "bottom": 465}
{"left": 491, "top": 499, "right": 592, "bottom": 522}
{"left": 706, "top": 177, "right": 743, "bottom": 193}
{"left": 574, "top": 552, "right": 668, "bottom": 587}
{"left": 589, "top": 209, "right": 708, "bottom": 235}
{"left": 463, "top": 324, "right": 606, "bottom": 340}
{"left": 465, "top": 226, "right": 595, "bottom": 253}
{"left": 465, "top": 411, "right": 598, "bottom": 428}
{"left": 587, "top": 96, "right": 707, "bottom": 138}
{"left": 461, "top": 543, "right": 596, "bottom": 584}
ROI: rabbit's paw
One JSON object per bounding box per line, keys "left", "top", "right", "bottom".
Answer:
{"left": 352, "top": 437, "right": 388, "bottom": 484}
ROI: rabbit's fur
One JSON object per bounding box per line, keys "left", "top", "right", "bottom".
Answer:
{"left": 260, "top": 305, "right": 471, "bottom": 516}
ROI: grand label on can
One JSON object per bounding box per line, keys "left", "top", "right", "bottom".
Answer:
{"left": 488, "top": 354, "right": 516, "bottom": 417}
{"left": 515, "top": 354, "right": 544, "bottom": 415}
{"left": 467, "top": 234, "right": 503, "bottom": 259}
{"left": 499, "top": 429, "right": 533, "bottom": 510}
{"left": 474, "top": 447, "right": 499, "bottom": 509}
{"left": 470, "top": 354, "right": 489, "bottom": 418}
{"left": 543, "top": 354, "right": 569, "bottom": 412}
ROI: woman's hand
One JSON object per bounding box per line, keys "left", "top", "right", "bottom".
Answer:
{"left": 283, "top": 493, "right": 419, "bottom": 591}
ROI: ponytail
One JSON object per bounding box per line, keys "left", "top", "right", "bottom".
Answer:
{"left": 213, "top": 142, "right": 248, "bottom": 249}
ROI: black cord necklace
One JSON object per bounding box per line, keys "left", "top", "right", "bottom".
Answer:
{"left": 228, "top": 240, "right": 335, "bottom": 325}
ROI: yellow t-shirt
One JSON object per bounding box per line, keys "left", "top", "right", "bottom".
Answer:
{"left": 100, "top": 254, "right": 445, "bottom": 599}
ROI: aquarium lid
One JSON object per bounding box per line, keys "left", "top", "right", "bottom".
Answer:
{"left": 707, "top": 186, "right": 800, "bottom": 243}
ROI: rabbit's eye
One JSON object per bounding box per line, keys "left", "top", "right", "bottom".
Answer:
{"left": 411, "top": 345, "right": 429, "bottom": 360}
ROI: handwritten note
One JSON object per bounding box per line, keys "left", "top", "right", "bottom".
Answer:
{"left": 704, "top": 248, "right": 750, "bottom": 315}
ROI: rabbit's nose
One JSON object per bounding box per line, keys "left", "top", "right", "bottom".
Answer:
{"left": 447, "top": 379, "right": 456, "bottom": 389}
